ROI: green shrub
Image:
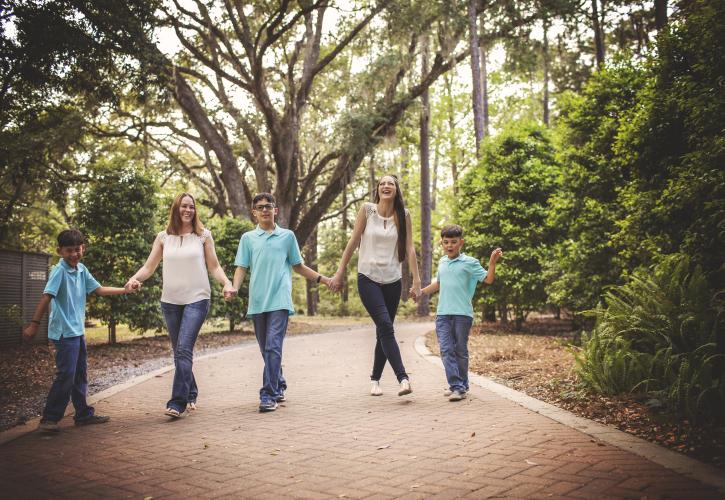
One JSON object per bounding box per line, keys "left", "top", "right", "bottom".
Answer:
{"left": 575, "top": 255, "right": 725, "bottom": 422}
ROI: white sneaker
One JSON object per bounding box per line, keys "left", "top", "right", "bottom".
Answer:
{"left": 443, "top": 389, "right": 453, "bottom": 397}
{"left": 398, "top": 378, "right": 412, "bottom": 396}
{"left": 370, "top": 380, "right": 383, "bottom": 396}
{"left": 449, "top": 390, "right": 467, "bottom": 401}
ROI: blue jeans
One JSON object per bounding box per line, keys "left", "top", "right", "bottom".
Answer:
{"left": 357, "top": 274, "right": 408, "bottom": 382}
{"left": 436, "top": 315, "right": 474, "bottom": 392}
{"left": 42, "top": 335, "right": 95, "bottom": 423}
{"left": 161, "top": 299, "right": 210, "bottom": 412}
{"left": 252, "top": 310, "right": 289, "bottom": 402}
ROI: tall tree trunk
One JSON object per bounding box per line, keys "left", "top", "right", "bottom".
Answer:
{"left": 418, "top": 35, "right": 432, "bottom": 317}
{"left": 431, "top": 143, "right": 439, "bottom": 211}
{"left": 468, "top": 0, "right": 485, "bottom": 154}
{"left": 399, "top": 146, "right": 410, "bottom": 302}
{"left": 444, "top": 73, "right": 459, "bottom": 194}
{"left": 479, "top": 33, "right": 489, "bottom": 137}
{"left": 542, "top": 16, "right": 550, "bottom": 126}
{"left": 304, "top": 229, "right": 319, "bottom": 316}
{"left": 591, "top": 0, "right": 606, "bottom": 67}
{"left": 341, "top": 173, "right": 349, "bottom": 304}
{"left": 108, "top": 317, "right": 117, "bottom": 345}
{"left": 654, "top": 0, "right": 668, "bottom": 30}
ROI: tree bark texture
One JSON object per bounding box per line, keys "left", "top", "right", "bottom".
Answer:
{"left": 418, "top": 35, "right": 432, "bottom": 316}
{"left": 468, "top": 0, "right": 485, "bottom": 154}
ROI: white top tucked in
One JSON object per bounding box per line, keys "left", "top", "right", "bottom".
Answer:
{"left": 159, "top": 229, "right": 212, "bottom": 305}
{"left": 357, "top": 202, "right": 406, "bottom": 284}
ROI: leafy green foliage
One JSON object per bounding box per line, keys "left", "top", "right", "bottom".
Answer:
{"left": 205, "top": 216, "right": 254, "bottom": 331}
{"left": 575, "top": 256, "right": 725, "bottom": 422}
{"left": 76, "top": 161, "right": 163, "bottom": 341}
{"left": 458, "top": 124, "right": 560, "bottom": 327}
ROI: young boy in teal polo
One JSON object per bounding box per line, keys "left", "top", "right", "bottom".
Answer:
{"left": 233, "top": 193, "right": 333, "bottom": 412}
{"left": 418, "top": 224, "right": 502, "bottom": 401}
{"left": 23, "top": 229, "right": 136, "bottom": 431}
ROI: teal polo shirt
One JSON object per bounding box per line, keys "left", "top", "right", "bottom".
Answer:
{"left": 235, "top": 225, "right": 303, "bottom": 317}
{"left": 436, "top": 253, "right": 487, "bottom": 318}
{"left": 44, "top": 260, "right": 101, "bottom": 340}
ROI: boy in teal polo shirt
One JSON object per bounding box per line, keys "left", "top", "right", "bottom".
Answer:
{"left": 23, "top": 229, "right": 135, "bottom": 432}
{"left": 233, "top": 193, "right": 333, "bottom": 412}
{"left": 418, "top": 224, "right": 502, "bottom": 401}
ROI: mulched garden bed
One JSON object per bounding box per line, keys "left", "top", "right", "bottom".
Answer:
{"left": 425, "top": 318, "right": 725, "bottom": 470}
{"left": 0, "top": 318, "right": 359, "bottom": 433}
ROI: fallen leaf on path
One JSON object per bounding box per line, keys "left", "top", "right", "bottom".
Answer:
{"left": 377, "top": 444, "right": 391, "bottom": 450}
{"left": 525, "top": 459, "right": 538, "bottom": 465}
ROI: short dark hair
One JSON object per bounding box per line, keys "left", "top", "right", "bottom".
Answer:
{"left": 440, "top": 224, "right": 463, "bottom": 238}
{"left": 252, "top": 192, "right": 276, "bottom": 206}
{"left": 57, "top": 229, "right": 85, "bottom": 247}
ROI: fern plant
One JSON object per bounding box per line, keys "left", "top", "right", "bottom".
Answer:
{"left": 575, "top": 255, "right": 725, "bottom": 422}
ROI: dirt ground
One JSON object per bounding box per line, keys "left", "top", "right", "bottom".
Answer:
{"left": 425, "top": 318, "right": 725, "bottom": 470}
{"left": 0, "top": 317, "right": 367, "bottom": 432}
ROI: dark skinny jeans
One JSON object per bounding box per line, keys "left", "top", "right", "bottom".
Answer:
{"left": 357, "top": 273, "right": 408, "bottom": 382}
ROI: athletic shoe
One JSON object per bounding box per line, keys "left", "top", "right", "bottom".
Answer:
{"left": 443, "top": 389, "right": 453, "bottom": 397}
{"left": 38, "top": 420, "right": 60, "bottom": 432}
{"left": 275, "top": 392, "right": 286, "bottom": 403}
{"left": 449, "top": 390, "right": 466, "bottom": 401}
{"left": 165, "top": 407, "right": 182, "bottom": 418}
{"left": 187, "top": 401, "right": 197, "bottom": 411}
{"left": 398, "top": 378, "right": 412, "bottom": 396}
{"left": 370, "top": 381, "right": 383, "bottom": 396}
{"left": 75, "top": 415, "right": 110, "bottom": 426}
{"left": 259, "top": 400, "right": 278, "bottom": 412}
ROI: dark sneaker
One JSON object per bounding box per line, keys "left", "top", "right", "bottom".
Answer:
{"left": 38, "top": 420, "right": 60, "bottom": 433}
{"left": 275, "top": 392, "right": 286, "bottom": 403}
{"left": 75, "top": 415, "right": 110, "bottom": 426}
{"left": 259, "top": 400, "right": 278, "bottom": 412}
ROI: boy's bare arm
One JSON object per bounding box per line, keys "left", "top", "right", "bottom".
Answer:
{"left": 484, "top": 248, "right": 503, "bottom": 285}
{"left": 232, "top": 266, "right": 247, "bottom": 291}
{"left": 292, "top": 263, "right": 332, "bottom": 288}
{"left": 421, "top": 281, "right": 440, "bottom": 296}
{"left": 95, "top": 286, "right": 132, "bottom": 296}
{"left": 22, "top": 294, "right": 52, "bottom": 341}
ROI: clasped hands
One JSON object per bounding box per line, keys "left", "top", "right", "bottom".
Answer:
{"left": 123, "top": 278, "right": 239, "bottom": 301}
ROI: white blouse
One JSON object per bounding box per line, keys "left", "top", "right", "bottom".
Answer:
{"left": 357, "top": 202, "right": 406, "bottom": 284}
{"left": 159, "top": 229, "right": 212, "bottom": 305}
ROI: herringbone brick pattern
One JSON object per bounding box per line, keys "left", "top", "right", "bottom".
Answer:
{"left": 0, "top": 323, "right": 720, "bottom": 499}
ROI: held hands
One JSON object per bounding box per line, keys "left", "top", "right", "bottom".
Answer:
{"left": 329, "top": 272, "right": 344, "bottom": 293}
{"left": 124, "top": 278, "right": 142, "bottom": 293}
{"left": 408, "top": 283, "right": 421, "bottom": 303}
{"left": 223, "top": 282, "right": 238, "bottom": 301}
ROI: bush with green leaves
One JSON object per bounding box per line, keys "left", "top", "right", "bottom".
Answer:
{"left": 575, "top": 255, "right": 725, "bottom": 423}
{"left": 76, "top": 162, "right": 163, "bottom": 343}
{"left": 205, "top": 216, "right": 255, "bottom": 332}
{"left": 458, "top": 123, "right": 561, "bottom": 328}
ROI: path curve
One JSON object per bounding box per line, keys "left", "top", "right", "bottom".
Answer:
{"left": 1, "top": 322, "right": 721, "bottom": 499}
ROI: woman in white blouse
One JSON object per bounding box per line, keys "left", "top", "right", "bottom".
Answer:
{"left": 126, "top": 193, "right": 236, "bottom": 417}
{"left": 331, "top": 174, "right": 421, "bottom": 397}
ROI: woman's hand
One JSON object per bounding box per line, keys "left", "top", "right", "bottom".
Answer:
{"left": 223, "top": 282, "right": 238, "bottom": 301}
{"left": 329, "top": 272, "right": 343, "bottom": 293}
{"left": 124, "top": 278, "right": 142, "bottom": 292}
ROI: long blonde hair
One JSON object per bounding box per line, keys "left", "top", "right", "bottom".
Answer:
{"left": 166, "top": 192, "right": 205, "bottom": 236}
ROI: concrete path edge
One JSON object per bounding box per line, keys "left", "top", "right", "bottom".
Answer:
{"left": 0, "top": 346, "right": 244, "bottom": 447}
{"left": 414, "top": 334, "right": 725, "bottom": 494}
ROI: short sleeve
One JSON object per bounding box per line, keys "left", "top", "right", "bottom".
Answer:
{"left": 84, "top": 267, "right": 101, "bottom": 294}
{"left": 287, "top": 233, "right": 303, "bottom": 266}
{"left": 43, "top": 265, "right": 63, "bottom": 297}
{"left": 235, "top": 233, "right": 250, "bottom": 268}
{"left": 199, "top": 229, "right": 212, "bottom": 243}
{"left": 468, "top": 258, "right": 487, "bottom": 283}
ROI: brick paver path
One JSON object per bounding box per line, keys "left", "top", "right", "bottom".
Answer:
{"left": 1, "top": 322, "right": 721, "bottom": 499}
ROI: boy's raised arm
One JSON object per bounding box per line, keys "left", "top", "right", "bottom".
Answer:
{"left": 22, "top": 294, "right": 52, "bottom": 341}
{"left": 483, "top": 248, "right": 503, "bottom": 285}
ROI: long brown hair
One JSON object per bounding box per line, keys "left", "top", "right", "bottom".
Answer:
{"left": 166, "top": 192, "right": 205, "bottom": 236}
{"left": 373, "top": 174, "right": 407, "bottom": 262}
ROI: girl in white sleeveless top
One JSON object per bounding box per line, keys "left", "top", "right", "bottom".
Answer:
{"left": 332, "top": 175, "right": 421, "bottom": 397}
{"left": 126, "top": 193, "right": 236, "bottom": 417}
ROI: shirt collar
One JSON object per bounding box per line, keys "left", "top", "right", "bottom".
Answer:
{"left": 60, "top": 259, "right": 81, "bottom": 273}
{"left": 443, "top": 252, "right": 465, "bottom": 263}
{"left": 254, "top": 224, "right": 281, "bottom": 236}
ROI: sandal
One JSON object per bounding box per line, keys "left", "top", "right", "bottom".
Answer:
{"left": 165, "top": 407, "right": 181, "bottom": 418}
